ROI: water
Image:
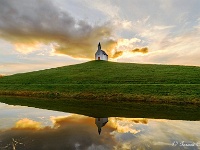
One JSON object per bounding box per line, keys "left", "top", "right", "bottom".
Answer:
{"left": 0, "top": 102, "right": 200, "bottom": 150}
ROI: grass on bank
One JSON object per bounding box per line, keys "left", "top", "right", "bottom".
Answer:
{"left": 0, "top": 84, "right": 200, "bottom": 105}
{"left": 0, "top": 60, "right": 200, "bottom": 104}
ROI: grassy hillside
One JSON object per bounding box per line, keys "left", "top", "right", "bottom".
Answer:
{"left": 1, "top": 60, "right": 200, "bottom": 84}
{"left": 0, "top": 60, "right": 200, "bottom": 105}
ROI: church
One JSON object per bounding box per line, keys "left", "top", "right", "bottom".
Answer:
{"left": 95, "top": 42, "right": 108, "bottom": 61}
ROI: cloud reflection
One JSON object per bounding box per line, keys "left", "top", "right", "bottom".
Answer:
{"left": 13, "top": 118, "right": 44, "bottom": 130}
{"left": 107, "top": 118, "right": 148, "bottom": 135}
{"left": 0, "top": 115, "right": 116, "bottom": 150}
{"left": 0, "top": 115, "right": 200, "bottom": 150}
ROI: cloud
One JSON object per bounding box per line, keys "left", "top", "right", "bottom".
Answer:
{"left": 132, "top": 47, "right": 148, "bottom": 54}
{"left": 146, "top": 28, "right": 200, "bottom": 66}
{"left": 0, "top": 0, "right": 150, "bottom": 61}
{"left": 106, "top": 37, "right": 148, "bottom": 58}
{"left": 82, "top": 0, "right": 120, "bottom": 18}
{"left": 111, "top": 47, "right": 149, "bottom": 59}
{"left": 115, "top": 38, "right": 142, "bottom": 49}
{"left": 153, "top": 25, "right": 175, "bottom": 30}
{"left": 112, "top": 51, "right": 123, "bottom": 58}
{"left": 14, "top": 43, "right": 42, "bottom": 54}
{"left": 0, "top": 0, "right": 116, "bottom": 59}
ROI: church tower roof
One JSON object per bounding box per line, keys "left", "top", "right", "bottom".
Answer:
{"left": 98, "top": 42, "right": 101, "bottom": 50}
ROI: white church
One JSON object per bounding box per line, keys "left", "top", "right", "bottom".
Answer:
{"left": 95, "top": 42, "right": 108, "bottom": 61}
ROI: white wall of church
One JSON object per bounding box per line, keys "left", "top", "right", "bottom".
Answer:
{"left": 102, "top": 54, "right": 108, "bottom": 61}
{"left": 95, "top": 52, "right": 108, "bottom": 61}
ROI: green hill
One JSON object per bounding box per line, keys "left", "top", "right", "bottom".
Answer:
{"left": 1, "top": 60, "right": 200, "bottom": 84}
{"left": 0, "top": 60, "right": 200, "bottom": 105}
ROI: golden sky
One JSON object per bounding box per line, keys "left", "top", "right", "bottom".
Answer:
{"left": 0, "top": 0, "right": 200, "bottom": 74}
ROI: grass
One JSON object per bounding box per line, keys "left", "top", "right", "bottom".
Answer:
{"left": 0, "top": 84, "right": 200, "bottom": 105}
{"left": 0, "top": 60, "right": 200, "bottom": 120}
{"left": 1, "top": 60, "right": 200, "bottom": 84}
{"left": 0, "top": 60, "right": 199, "bottom": 104}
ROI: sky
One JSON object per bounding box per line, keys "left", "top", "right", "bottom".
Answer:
{"left": 0, "top": 0, "right": 200, "bottom": 75}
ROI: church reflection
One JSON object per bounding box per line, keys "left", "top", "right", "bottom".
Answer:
{"left": 95, "top": 118, "right": 108, "bottom": 135}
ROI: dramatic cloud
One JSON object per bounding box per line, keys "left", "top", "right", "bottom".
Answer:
{"left": 0, "top": 0, "right": 116, "bottom": 59}
{"left": 0, "top": 0, "right": 150, "bottom": 60}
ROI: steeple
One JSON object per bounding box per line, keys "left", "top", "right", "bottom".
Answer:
{"left": 98, "top": 127, "right": 101, "bottom": 135}
{"left": 98, "top": 42, "right": 101, "bottom": 50}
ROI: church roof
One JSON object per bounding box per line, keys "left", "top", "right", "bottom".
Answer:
{"left": 101, "top": 50, "right": 108, "bottom": 56}
{"left": 96, "top": 42, "right": 108, "bottom": 56}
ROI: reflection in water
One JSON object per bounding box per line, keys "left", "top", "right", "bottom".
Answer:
{"left": 0, "top": 102, "right": 200, "bottom": 150}
{"left": 95, "top": 118, "right": 108, "bottom": 135}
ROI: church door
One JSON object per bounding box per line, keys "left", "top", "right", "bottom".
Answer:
{"left": 98, "top": 57, "right": 100, "bottom": 60}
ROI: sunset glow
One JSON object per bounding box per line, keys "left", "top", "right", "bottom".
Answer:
{"left": 0, "top": 0, "right": 200, "bottom": 74}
